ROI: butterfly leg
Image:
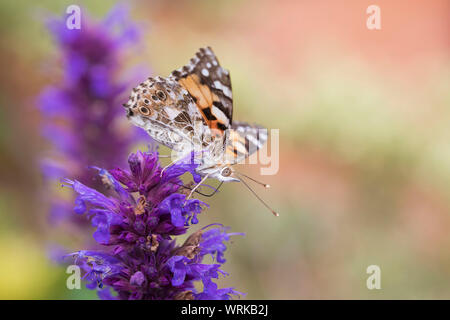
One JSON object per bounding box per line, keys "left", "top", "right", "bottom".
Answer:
{"left": 160, "top": 158, "right": 182, "bottom": 177}
{"left": 176, "top": 181, "right": 223, "bottom": 197}
{"left": 194, "top": 181, "right": 223, "bottom": 197}
{"left": 186, "top": 173, "right": 211, "bottom": 201}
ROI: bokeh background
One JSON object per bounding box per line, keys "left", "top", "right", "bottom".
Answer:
{"left": 0, "top": 0, "right": 449, "bottom": 299}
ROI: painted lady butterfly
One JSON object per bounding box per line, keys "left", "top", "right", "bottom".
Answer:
{"left": 123, "top": 47, "right": 277, "bottom": 216}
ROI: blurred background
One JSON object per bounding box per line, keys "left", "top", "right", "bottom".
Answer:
{"left": 0, "top": 0, "right": 449, "bottom": 299}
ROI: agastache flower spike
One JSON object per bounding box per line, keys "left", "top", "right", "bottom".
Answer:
{"left": 63, "top": 149, "right": 243, "bottom": 299}
{"left": 37, "top": 4, "right": 147, "bottom": 229}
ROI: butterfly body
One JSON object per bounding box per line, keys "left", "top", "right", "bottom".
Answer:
{"left": 124, "top": 47, "right": 267, "bottom": 183}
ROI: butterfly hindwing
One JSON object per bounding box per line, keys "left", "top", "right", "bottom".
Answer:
{"left": 224, "top": 121, "right": 268, "bottom": 165}
{"left": 170, "top": 47, "right": 233, "bottom": 136}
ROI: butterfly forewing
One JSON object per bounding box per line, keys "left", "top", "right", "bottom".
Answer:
{"left": 170, "top": 47, "right": 233, "bottom": 136}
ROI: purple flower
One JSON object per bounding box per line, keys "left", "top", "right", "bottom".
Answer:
{"left": 37, "top": 5, "right": 147, "bottom": 227}
{"left": 65, "top": 251, "right": 122, "bottom": 289}
{"left": 62, "top": 150, "right": 206, "bottom": 244}
{"left": 64, "top": 150, "right": 243, "bottom": 300}
{"left": 200, "top": 227, "right": 244, "bottom": 264}
{"left": 195, "top": 278, "right": 243, "bottom": 300}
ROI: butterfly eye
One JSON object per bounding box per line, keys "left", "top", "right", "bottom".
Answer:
{"left": 139, "top": 106, "right": 151, "bottom": 116}
{"left": 221, "top": 167, "right": 232, "bottom": 177}
{"left": 156, "top": 90, "right": 166, "bottom": 100}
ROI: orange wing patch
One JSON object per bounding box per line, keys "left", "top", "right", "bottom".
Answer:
{"left": 178, "top": 74, "right": 227, "bottom": 136}
{"left": 224, "top": 129, "right": 248, "bottom": 163}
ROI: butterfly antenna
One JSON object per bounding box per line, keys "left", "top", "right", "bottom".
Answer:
{"left": 233, "top": 170, "right": 270, "bottom": 188}
{"left": 236, "top": 173, "right": 279, "bottom": 217}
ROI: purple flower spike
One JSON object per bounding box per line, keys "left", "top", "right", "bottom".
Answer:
{"left": 38, "top": 4, "right": 147, "bottom": 229}
{"left": 64, "top": 149, "right": 243, "bottom": 300}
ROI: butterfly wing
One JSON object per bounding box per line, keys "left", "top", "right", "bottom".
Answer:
{"left": 169, "top": 48, "right": 267, "bottom": 167}
{"left": 170, "top": 47, "right": 233, "bottom": 136}
{"left": 224, "top": 121, "right": 268, "bottom": 165}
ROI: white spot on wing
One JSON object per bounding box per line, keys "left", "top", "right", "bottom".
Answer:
{"left": 164, "top": 106, "right": 180, "bottom": 120}
{"left": 211, "top": 106, "right": 229, "bottom": 126}
{"left": 214, "top": 80, "right": 232, "bottom": 99}
{"left": 130, "top": 115, "right": 146, "bottom": 127}
{"left": 246, "top": 134, "right": 262, "bottom": 148}
{"left": 201, "top": 68, "right": 209, "bottom": 77}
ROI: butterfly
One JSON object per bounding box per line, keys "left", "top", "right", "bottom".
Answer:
{"left": 123, "top": 47, "right": 277, "bottom": 216}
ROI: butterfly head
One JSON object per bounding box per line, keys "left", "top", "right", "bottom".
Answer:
{"left": 218, "top": 166, "right": 239, "bottom": 182}
{"left": 207, "top": 166, "right": 239, "bottom": 182}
